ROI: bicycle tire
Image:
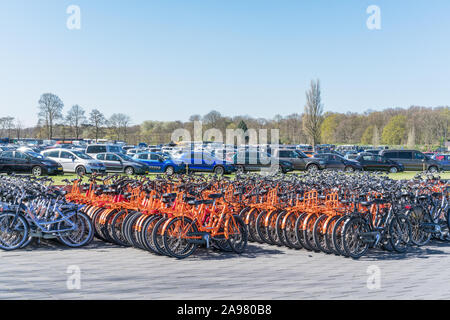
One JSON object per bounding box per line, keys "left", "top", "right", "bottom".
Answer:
{"left": 163, "top": 217, "right": 198, "bottom": 259}
{"left": 342, "top": 217, "right": 370, "bottom": 259}
{"left": 0, "top": 212, "right": 29, "bottom": 251}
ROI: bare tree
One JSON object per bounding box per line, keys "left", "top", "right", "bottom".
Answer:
{"left": 303, "top": 80, "right": 324, "bottom": 148}
{"left": 109, "top": 113, "right": 131, "bottom": 141}
{"left": 89, "top": 109, "right": 106, "bottom": 142}
{"left": 189, "top": 114, "right": 201, "bottom": 122}
{"left": 15, "top": 119, "right": 23, "bottom": 140}
{"left": 38, "top": 93, "right": 64, "bottom": 140}
{"left": 203, "top": 110, "right": 222, "bottom": 128}
{"left": 66, "top": 105, "right": 86, "bottom": 139}
{"left": 0, "top": 117, "right": 14, "bottom": 138}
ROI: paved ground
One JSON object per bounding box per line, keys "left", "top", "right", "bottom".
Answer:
{"left": 1, "top": 239, "right": 450, "bottom": 300}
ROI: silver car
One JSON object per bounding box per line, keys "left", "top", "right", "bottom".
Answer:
{"left": 41, "top": 149, "right": 106, "bottom": 175}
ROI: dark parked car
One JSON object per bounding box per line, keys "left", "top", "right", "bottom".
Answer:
{"left": 379, "top": 150, "right": 441, "bottom": 172}
{"left": 86, "top": 144, "right": 124, "bottom": 158}
{"left": 356, "top": 154, "right": 404, "bottom": 173}
{"left": 314, "top": 153, "right": 362, "bottom": 172}
{"left": 0, "top": 150, "right": 63, "bottom": 176}
{"left": 362, "top": 149, "right": 383, "bottom": 155}
{"left": 271, "top": 149, "right": 325, "bottom": 172}
{"left": 231, "top": 151, "right": 293, "bottom": 173}
{"left": 344, "top": 151, "right": 359, "bottom": 160}
{"left": 95, "top": 153, "right": 149, "bottom": 175}
{"left": 432, "top": 154, "right": 450, "bottom": 171}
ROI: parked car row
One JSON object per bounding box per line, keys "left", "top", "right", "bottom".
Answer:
{"left": 0, "top": 142, "right": 447, "bottom": 176}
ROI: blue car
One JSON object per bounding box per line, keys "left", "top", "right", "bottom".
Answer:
{"left": 134, "top": 152, "right": 185, "bottom": 175}
{"left": 176, "top": 152, "right": 236, "bottom": 175}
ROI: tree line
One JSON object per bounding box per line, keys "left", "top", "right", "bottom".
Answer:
{"left": 33, "top": 93, "right": 133, "bottom": 142}
{"left": 1, "top": 83, "right": 449, "bottom": 149}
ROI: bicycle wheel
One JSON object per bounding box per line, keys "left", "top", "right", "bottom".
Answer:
{"left": 245, "top": 208, "right": 261, "bottom": 243}
{"left": 332, "top": 215, "right": 349, "bottom": 257}
{"left": 275, "top": 211, "right": 289, "bottom": 247}
{"left": 255, "top": 210, "right": 271, "bottom": 244}
{"left": 152, "top": 217, "right": 170, "bottom": 256}
{"left": 283, "top": 212, "right": 302, "bottom": 249}
{"left": 57, "top": 211, "right": 94, "bottom": 248}
{"left": 91, "top": 208, "right": 108, "bottom": 242}
{"left": 446, "top": 208, "right": 450, "bottom": 231}
{"left": 226, "top": 215, "right": 248, "bottom": 254}
{"left": 303, "top": 213, "right": 320, "bottom": 252}
{"left": 325, "top": 215, "right": 341, "bottom": 255}
{"left": 133, "top": 215, "right": 152, "bottom": 249}
{"left": 342, "top": 217, "right": 370, "bottom": 259}
{"left": 100, "top": 209, "right": 119, "bottom": 244}
{"left": 295, "top": 213, "right": 310, "bottom": 250}
{"left": 128, "top": 213, "right": 147, "bottom": 249}
{"left": 0, "top": 212, "right": 29, "bottom": 251}
{"left": 238, "top": 207, "right": 251, "bottom": 220}
{"left": 121, "top": 211, "right": 141, "bottom": 246}
{"left": 124, "top": 212, "right": 143, "bottom": 247}
{"left": 313, "top": 214, "right": 332, "bottom": 254}
{"left": 109, "top": 210, "right": 131, "bottom": 247}
{"left": 406, "top": 208, "right": 432, "bottom": 246}
{"left": 163, "top": 217, "right": 198, "bottom": 259}
{"left": 266, "top": 211, "right": 282, "bottom": 246}
{"left": 212, "top": 238, "right": 233, "bottom": 252}
{"left": 389, "top": 214, "right": 411, "bottom": 253}
{"left": 141, "top": 214, "right": 161, "bottom": 254}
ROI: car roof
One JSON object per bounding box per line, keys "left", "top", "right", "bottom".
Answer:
{"left": 381, "top": 149, "right": 417, "bottom": 152}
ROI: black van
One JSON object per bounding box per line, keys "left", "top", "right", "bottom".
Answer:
{"left": 379, "top": 149, "right": 441, "bottom": 172}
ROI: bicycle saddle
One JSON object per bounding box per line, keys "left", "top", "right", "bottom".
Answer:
{"left": 208, "top": 193, "right": 224, "bottom": 199}
{"left": 183, "top": 196, "right": 196, "bottom": 202}
{"left": 359, "top": 201, "right": 372, "bottom": 207}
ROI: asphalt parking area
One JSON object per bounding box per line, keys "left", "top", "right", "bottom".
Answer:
{"left": 1, "top": 239, "right": 450, "bottom": 299}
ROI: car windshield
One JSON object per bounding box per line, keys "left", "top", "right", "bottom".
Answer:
{"left": 72, "top": 151, "right": 92, "bottom": 160}
{"left": 109, "top": 146, "right": 122, "bottom": 153}
{"left": 118, "top": 154, "right": 134, "bottom": 161}
{"left": 25, "top": 151, "right": 44, "bottom": 159}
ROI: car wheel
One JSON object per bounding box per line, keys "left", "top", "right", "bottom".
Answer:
{"left": 214, "top": 166, "right": 225, "bottom": 175}
{"left": 125, "top": 167, "right": 135, "bottom": 175}
{"left": 165, "top": 166, "right": 175, "bottom": 176}
{"left": 32, "top": 166, "right": 43, "bottom": 176}
{"left": 389, "top": 166, "right": 398, "bottom": 174}
{"left": 236, "top": 165, "right": 245, "bottom": 173}
{"left": 307, "top": 164, "right": 319, "bottom": 172}
{"left": 76, "top": 166, "right": 86, "bottom": 176}
{"left": 345, "top": 166, "right": 355, "bottom": 173}
{"left": 428, "top": 166, "right": 438, "bottom": 173}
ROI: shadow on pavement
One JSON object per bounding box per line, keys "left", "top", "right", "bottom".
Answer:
{"left": 17, "top": 238, "right": 285, "bottom": 261}
{"left": 361, "top": 240, "right": 450, "bottom": 261}
{"left": 189, "top": 244, "right": 285, "bottom": 261}
{"left": 14, "top": 237, "right": 450, "bottom": 262}
{"left": 20, "top": 238, "right": 117, "bottom": 252}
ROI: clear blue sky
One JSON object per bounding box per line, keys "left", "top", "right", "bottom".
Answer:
{"left": 0, "top": 0, "right": 449, "bottom": 127}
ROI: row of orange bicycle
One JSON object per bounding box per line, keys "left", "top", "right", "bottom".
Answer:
{"left": 67, "top": 174, "right": 248, "bottom": 259}
{"left": 65, "top": 171, "right": 450, "bottom": 259}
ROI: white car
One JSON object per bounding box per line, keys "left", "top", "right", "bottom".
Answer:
{"left": 41, "top": 149, "right": 106, "bottom": 175}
